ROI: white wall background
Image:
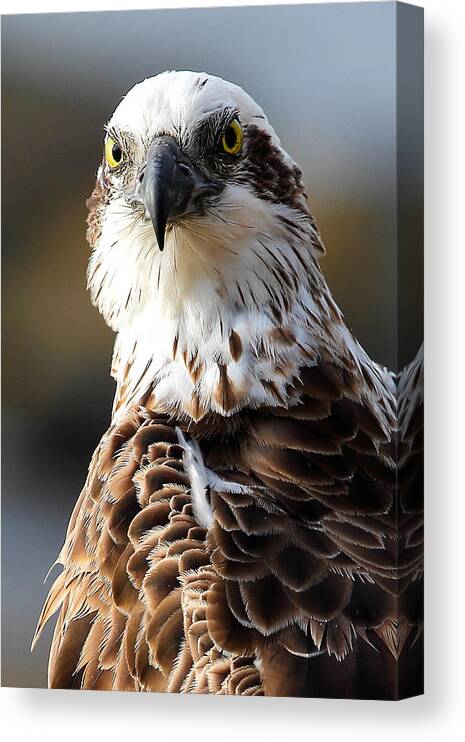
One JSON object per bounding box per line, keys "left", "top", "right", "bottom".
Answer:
{"left": 1, "top": 0, "right": 464, "bottom": 740}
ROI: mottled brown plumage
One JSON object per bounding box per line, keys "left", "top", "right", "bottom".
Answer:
{"left": 34, "top": 353, "right": 423, "bottom": 698}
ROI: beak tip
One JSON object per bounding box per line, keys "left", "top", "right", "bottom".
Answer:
{"left": 156, "top": 234, "right": 165, "bottom": 252}
{"left": 153, "top": 219, "right": 165, "bottom": 252}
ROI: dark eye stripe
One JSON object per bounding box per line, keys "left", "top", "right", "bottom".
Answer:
{"left": 190, "top": 108, "right": 240, "bottom": 150}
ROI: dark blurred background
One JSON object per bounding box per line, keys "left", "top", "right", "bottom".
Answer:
{"left": 1, "top": 3, "right": 423, "bottom": 688}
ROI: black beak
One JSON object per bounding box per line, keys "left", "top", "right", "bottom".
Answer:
{"left": 138, "top": 136, "right": 221, "bottom": 251}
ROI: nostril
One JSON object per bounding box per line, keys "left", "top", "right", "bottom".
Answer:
{"left": 139, "top": 168, "right": 145, "bottom": 184}
{"left": 178, "top": 162, "right": 191, "bottom": 177}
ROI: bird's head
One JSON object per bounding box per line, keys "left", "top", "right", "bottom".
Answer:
{"left": 87, "top": 71, "right": 324, "bottom": 332}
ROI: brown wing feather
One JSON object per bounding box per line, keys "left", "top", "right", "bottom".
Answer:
{"left": 34, "top": 352, "right": 422, "bottom": 698}
{"left": 34, "top": 408, "right": 265, "bottom": 693}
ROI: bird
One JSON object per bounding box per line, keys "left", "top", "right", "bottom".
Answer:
{"left": 33, "top": 71, "right": 423, "bottom": 698}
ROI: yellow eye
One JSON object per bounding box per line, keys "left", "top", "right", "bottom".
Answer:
{"left": 221, "top": 119, "right": 243, "bottom": 155}
{"left": 105, "top": 136, "right": 123, "bottom": 169}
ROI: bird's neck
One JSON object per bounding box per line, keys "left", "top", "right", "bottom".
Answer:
{"left": 109, "top": 267, "right": 391, "bottom": 431}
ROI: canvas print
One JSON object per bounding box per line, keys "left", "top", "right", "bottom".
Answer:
{"left": 2, "top": 2, "right": 424, "bottom": 699}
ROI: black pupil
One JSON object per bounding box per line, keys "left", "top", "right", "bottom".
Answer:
{"left": 224, "top": 125, "right": 238, "bottom": 150}
{"left": 112, "top": 143, "right": 122, "bottom": 163}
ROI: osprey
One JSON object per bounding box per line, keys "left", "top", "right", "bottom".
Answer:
{"left": 34, "top": 71, "right": 423, "bottom": 698}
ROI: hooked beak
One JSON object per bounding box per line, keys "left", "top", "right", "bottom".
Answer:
{"left": 137, "top": 136, "right": 221, "bottom": 251}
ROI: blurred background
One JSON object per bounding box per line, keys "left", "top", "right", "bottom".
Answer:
{"left": 1, "top": 3, "right": 423, "bottom": 688}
